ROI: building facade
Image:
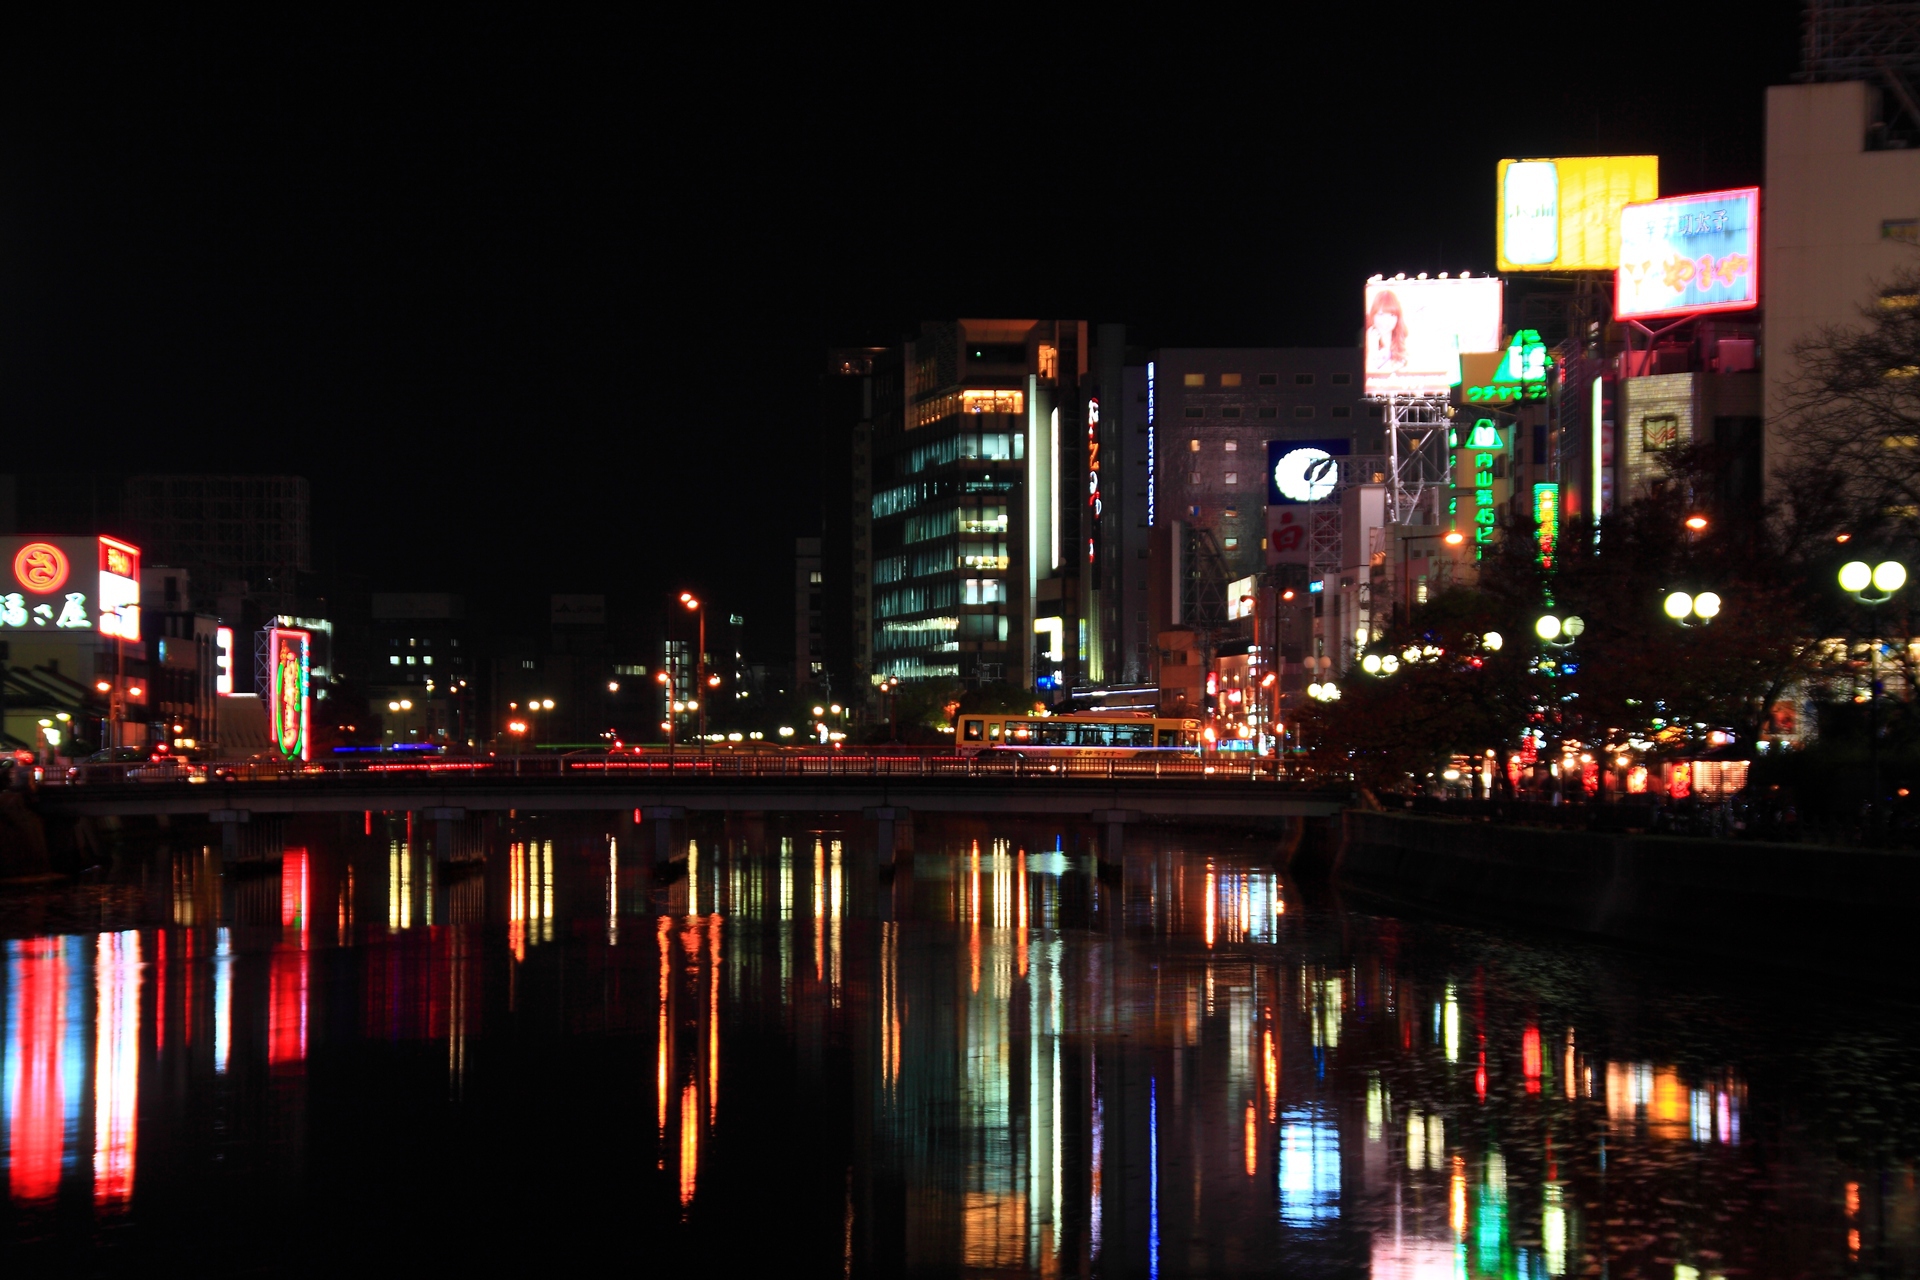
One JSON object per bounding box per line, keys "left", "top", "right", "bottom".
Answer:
{"left": 865, "top": 320, "right": 1090, "bottom": 692}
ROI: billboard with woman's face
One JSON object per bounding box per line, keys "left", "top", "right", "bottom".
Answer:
{"left": 1363, "top": 277, "right": 1504, "bottom": 396}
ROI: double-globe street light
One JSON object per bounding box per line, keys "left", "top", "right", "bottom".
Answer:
{"left": 1839, "top": 558, "right": 1909, "bottom": 836}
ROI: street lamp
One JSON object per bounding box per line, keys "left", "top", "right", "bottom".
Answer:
{"left": 1533, "top": 613, "right": 1585, "bottom": 647}
{"left": 880, "top": 675, "right": 901, "bottom": 742}
{"left": 680, "top": 592, "right": 708, "bottom": 743}
{"left": 1840, "top": 558, "right": 1909, "bottom": 836}
{"left": 1662, "top": 590, "right": 1722, "bottom": 624}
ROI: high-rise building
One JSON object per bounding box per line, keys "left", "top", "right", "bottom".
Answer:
{"left": 865, "top": 320, "right": 1089, "bottom": 691}
{"left": 124, "top": 476, "right": 311, "bottom": 611}
{"left": 794, "top": 537, "right": 822, "bottom": 694}
{"left": 1765, "top": 70, "right": 1920, "bottom": 491}
{"left": 819, "top": 349, "right": 883, "bottom": 701}
{"left": 1141, "top": 349, "right": 1373, "bottom": 640}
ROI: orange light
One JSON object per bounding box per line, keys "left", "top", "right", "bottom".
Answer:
{"left": 96, "top": 681, "right": 111, "bottom": 693}
{"left": 1444, "top": 529, "right": 1465, "bottom": 545}
{"left": 655, "top": 671, "right": 669, "bottom": 684}
{"left": 706, "top": 675, "right": 720, "bottom": 687}
{"left": 1685, "top": 515, "right": 1708, "bottom": 530}
{"left": 681, "top": 593, "right": 700, "bottom": 611}
{"left": 1281, "top": 588, "right": 1296, "bottom": 601}
{"left": 127, "top": 687, "right": 143, "bottom": 699}
{"left": 1837, "top": 533, "right": 1853, "bottom": 543}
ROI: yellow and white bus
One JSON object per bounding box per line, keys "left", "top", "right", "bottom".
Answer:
{"left": 954, "top": 713, "right": 1203, "bottom": 757}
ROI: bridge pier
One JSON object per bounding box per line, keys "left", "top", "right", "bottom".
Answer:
{"left": 210, "top": 809, "right": 249, "bottom": 863}
{"left": 1090, "top": 809, "right": 1142, "bottom": 876}
{"left": 640, "top": 806, "right": 684, "bottom": 870}
{"left": 863, "top": 806, "right": 909, "bottom": 871}
{"left": 426, "top": 807, "right": 467, "bottom": 864}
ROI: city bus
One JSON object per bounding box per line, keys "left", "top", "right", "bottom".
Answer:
{"left": 954, "top": 713, "right": 1203, "bottom": 757}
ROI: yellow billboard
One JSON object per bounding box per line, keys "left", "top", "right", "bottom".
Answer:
{"left": 1496, "top": 156, "right": 1658, "bottom": 272}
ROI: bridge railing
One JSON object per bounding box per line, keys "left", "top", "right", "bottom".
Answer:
{"left": 46, "top": 751, "right": 1330, "bottom": 787}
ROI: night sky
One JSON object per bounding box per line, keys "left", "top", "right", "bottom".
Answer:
{"left": 0, "top": 9, "right": 1803, "bottom": 659}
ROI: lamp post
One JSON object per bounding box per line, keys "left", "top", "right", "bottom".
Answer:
{"left": 680, "top": 593, "right": 707, "bottom": 744}
{"left": 1840, "top": 559, "right": 1908, "bottom": 837}
{"left": 880, "top": 676, "right": 900, "bottom": 742}
{"left": 1661, "top": 590, "right": 1723, "bottom": 626}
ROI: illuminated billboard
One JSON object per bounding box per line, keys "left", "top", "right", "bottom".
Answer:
{"left": 215, "top": 627, "right": 235, "bottom": 695}
{"left": 1226, "top": 575, "right": 1259, "bottom": 620}
{"left": 1267, "top": 439, "right": 1352, "bottom": 505}
{"left": 1616, "top": 188, "right": 1759, "bottom": 321}
{"left": 1364, "top": 276, "right": 1504, "bottom": 395}
{"left": 1460, "top": 330, "right": 1553, "bottom": 406}
{"left": 1497, "top": 156, "right": 1659, "bottom": 272}
{"left": 98, "top": 537, "right": 140, "bottom": 641}
{"left": 268, "top": 628, "right": 311, "bottom": 761}
{"left": 0, "top": 536, "right": 141, "bottom": 638}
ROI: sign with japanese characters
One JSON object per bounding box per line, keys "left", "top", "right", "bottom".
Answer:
{"left": 0, "top": 537, "right": 107, "bottom": 637}
{"left": 1616, "top": 188, "right": 1760, "bottom": 321}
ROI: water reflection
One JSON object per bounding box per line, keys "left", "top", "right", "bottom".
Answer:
{"left": 0, "top": 816, "right": 1917, "bottom": 1275}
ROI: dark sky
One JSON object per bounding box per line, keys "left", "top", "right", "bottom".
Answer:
{"left": 0, "top": 9, "right": 1803, "bottom": 660}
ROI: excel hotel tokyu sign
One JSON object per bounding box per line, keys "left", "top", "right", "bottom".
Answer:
{"left": 0, "top": 536, "right": 141, "bottom": 639}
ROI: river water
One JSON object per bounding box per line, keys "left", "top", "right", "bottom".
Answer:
{"left": 0, "top": 813, "right": 1915, "bottom": 1276}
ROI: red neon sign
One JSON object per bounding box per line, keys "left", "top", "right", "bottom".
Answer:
{"left": 12, "top": 543, "right": 68, "bottom": 594}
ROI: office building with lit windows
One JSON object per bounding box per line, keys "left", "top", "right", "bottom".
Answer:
{"left": 862, "top": 320, "right": 1090, "bottom": 690}
{"left": 1142, "top": 349, "right": 1375, "bottom": 630}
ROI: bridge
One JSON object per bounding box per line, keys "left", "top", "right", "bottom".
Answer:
{"left": 31, "top": 753, "right": 1351, "bottom": 865}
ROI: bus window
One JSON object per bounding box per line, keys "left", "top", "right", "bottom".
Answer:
{"left": 1005, "top": 721, "right": 1031, "bottom": 742}
{"left": 1157, "top": 729, "right": 1178, "bottom": 748}
{"left": 988, "top": 721, "right": 1002, "bottom": 740}
{"left": 963, "top": 719, "right": 984, "bottom": 742}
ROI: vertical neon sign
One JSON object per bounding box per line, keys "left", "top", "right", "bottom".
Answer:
{"left": 1087, "top": 396, "right": 1101, "bottom": 565}
{"left": 1534, "top": 483, "right": 1559, "bottom": 568}
{"left": 1146, "top": 363, "right": 1156, "bottom": 527}
{"left": 214, "top": 626, "right": 234, "bottom": 695}
{"left": 267, "top": 628, "right": 311, "bottom": 762}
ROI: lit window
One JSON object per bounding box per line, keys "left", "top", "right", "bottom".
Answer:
{"left": 1190, "top": 472, "right": 1201, "bottom": 485}
{"left": 389, "top": 655, "right": 400, "bottom": 666}
{"left": 521, "top": 660, "right": 534, "bottom": 670}
{"left": 1224, "top": 472, "right": 1238, "bottom": 484}
{"left": 1189, "top": 438, "right": 1201, "bottom": 452}
{"left": 1183, "top": 373, "right": 1205, "bottom": 387}
{"left": 809, "top": 570, "right": 823, "bottom": 584}
{"left": 1295, "top": 373, "right": 1315, "bottom": 385}
{"left": 1224, "top": 440, "right": 1238, "bottom": 452}
{"left": 1294, "top": 405, "right": 1315, "bottom": 418}
{"left": 423, "top": 656, "right": 433, "bottom": 666}
{"left": 1224, "top": 537, "right": 1239, "bottom": 548}
{"left": 1219, "top": 373, "right": 1242, "bottom": 387}
{"left": 406, "top": 656, "right": 416, "bottom": 665}
{"left": 963, "top": 578, "right": 1007, "bottom": 605}
{"left": 960, "top": 389, "right": 1023, "bottom": 414}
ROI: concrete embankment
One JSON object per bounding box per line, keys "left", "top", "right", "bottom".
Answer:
{"left": 1336, "top": 810, "right": 1920, "bottom": 984}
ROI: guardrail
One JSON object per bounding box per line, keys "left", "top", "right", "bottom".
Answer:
{"left": 46, "top": 752, "right": 1330, "bottom": 788}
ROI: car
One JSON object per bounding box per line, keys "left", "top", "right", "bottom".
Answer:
{"left": 67, "top": 746, "right": 169, "bottom": 783}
